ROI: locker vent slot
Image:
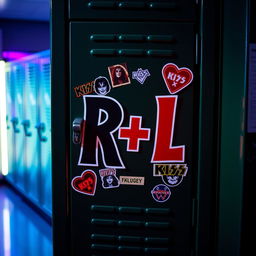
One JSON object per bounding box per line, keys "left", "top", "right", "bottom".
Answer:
{"left": 90, "top": 49, "right": 176, "bottom": 58}
{"left": 87, "top": 1, "right": 177, "bottom": 11}
{"left": 90, "top": 34, "right": 175, "bottom": 43}
{"left": 90, "top": 205, "right": 172, "bottom": 254}
{"left": 91, "top": 205, "right": 173, "bottom": 215}
{"left": 91, "top": 244, "right": 169, "bottom": 254}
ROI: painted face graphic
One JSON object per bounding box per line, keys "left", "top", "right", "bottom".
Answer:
{"left": 98, "top": 82, "right": 107, "bottom": 95}
{"left": 115, "top": 68, "right": 122, "bottom": 78}
{"left": 106, "top": 175, "right": 113, "bottom": 185}
{"left": 162, "top": 175, "right": 183, "bottom": 187}
{"left": 94, "top": 76, "right": 111, "bottom": 95}
{"left": 167, "top": 176, "right": 179, "bottom": 185}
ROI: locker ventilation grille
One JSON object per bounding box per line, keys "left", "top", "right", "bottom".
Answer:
{"left": 90, "top": 205, "right": 172, "bottom": 255}
{"left": 87, "top": 1, "right": 177, "bottom": 11}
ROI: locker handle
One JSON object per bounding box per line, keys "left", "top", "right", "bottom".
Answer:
{"left": 21, "top": 120, "right": 32, "bottom": 137}
{"left": 72, "top": 118, "right": 83, "bottom": 144}
{"left": 35, "top": 123, "right": 47, "bottom": 142}
{"left": 10, "top": 117, "right": 20, "bottom": 133}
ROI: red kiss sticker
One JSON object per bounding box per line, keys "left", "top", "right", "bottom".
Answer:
{"left": 71, "top": 170, "right": 97, "bottom": 196}
{"left": 162, "top": 63, "right": 193, "bottom": 94}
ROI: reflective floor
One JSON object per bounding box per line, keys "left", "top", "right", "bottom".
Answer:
{"left": 0, "top": 184, "right": 52, "bottom": 256}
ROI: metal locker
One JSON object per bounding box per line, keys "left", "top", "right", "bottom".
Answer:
{"left": 52, "top": 0, "right": 248, "bottom": 255}
{"left": 23, "top": 57, "right": 41, "bottom": 205}
{"left": 11, "top": 62, "right": 26, "bottom": 193}
{"left": 37, "top": 50, "right": 52, "bottom": 215}
{"left": 5, "top": 63, "right": 15, "bottom": 184}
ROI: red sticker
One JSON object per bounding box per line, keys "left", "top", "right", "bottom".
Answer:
{"left": 162, "top": 63, "right": 193, "bottom": 94}
{"left": 71, "top": 170, "right": 97, "bottom": 196}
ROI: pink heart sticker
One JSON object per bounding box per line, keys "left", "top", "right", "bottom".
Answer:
{"left": 162, "top": 63, "right": 193, "bottom": 94}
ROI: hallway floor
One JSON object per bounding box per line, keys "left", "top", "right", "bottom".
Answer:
{"left": 0, "top": 184, "right": 52, "bottom": 256}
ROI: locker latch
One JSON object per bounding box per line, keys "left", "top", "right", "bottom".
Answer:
{"left": 21, "top": 120, "right": 32, "bottom": 137}
{"left": 72, "top": 118, "right": 83, "bottom": 144}
{"left": 35, "top": 123, "right": 47, "bottom": 142}
{"left": 10, "top": 117, "right": 20, "bottom": 133}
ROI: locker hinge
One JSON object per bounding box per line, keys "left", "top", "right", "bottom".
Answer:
{"left": 191, "top": 198, "right": 197, "bottom": 227}
{"left": 195, "top": 33, "right": 200, "bottom": 65}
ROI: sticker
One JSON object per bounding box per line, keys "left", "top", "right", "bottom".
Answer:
{"left": 162, "top": 175, "right": 183, "bottom": 187}
{"left": 99, "top": 168, "right": 120, "bottom": 189}
{"left": 71, "top": 170, "right": 97, "bottom": 196}
{"left": 154, "top": 164, "right": 188, "bottom": 187}
{"left": 74, "top": 81, "right": 94, "bottom": 97}
{"left": 120, "top": 176, "right": 145, "bottom": 185}
{"left": 118, "top": 116, "right": 151, "bottom": 152}
{"left": 108, "top": 63, "right": 131, "bottom": 88}
{"left": 151, "top": 96, "right": 185, "bottom": 163}
{"left": 94, "top": 76, "right": 111, "bottom": 96}
{"left": 78, "top": 95, "right": 125, "bottom": 169}
{"left": 132, "top": 68, "right": 150, "bottom": 84}
{"left": 153, "top": 164, "right": 188, "bottom": 176}
{"left": 151, "top": 184, "right": 171, "bottom": 203}
{"left": 162, "top": 63, "right": 193, "bottom": 94}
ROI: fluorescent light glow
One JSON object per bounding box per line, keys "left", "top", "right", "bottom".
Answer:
{"left": 3, "top": 199, "right": 11, "bottom": 256}
{"left": 0, "top": 0, "right": 6, "bottom": 9}
{"left": 0, "top": 60, "right": 9, "bottom": 175}
{"left": 2, "top": 51, "right": 30, "bottom": 61}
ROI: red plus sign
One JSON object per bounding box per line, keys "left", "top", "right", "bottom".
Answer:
{"left": 118, "top": 116, "right": 151, "bottom": 152}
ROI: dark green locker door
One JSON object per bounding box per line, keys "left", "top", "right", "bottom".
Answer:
{"left": 70, "top": 22, "right": 196, "bottom": 256}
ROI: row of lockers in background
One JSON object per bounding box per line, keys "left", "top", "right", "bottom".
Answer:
{"left": 4, "top": 50, "right": 52, "bottom": 217}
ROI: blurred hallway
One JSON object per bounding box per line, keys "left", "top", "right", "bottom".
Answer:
{"left": 0, "top": 184, "right": 52, "bottom": 256}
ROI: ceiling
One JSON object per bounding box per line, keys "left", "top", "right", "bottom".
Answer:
{"left": 0, "top": 0, "right": 50, "bottom": 21}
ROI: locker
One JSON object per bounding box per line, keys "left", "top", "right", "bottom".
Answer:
{"left": 4, "top": 51, "right": 52, "bottom": 217}
{"left": 5, "top": 64, "right": 15, "bottom": 184}
{"left": 23, "top": 59, "right": 40, "bottom": 205}
{"left": 38, "top": 50, "right": 52, "bottom": 215}
{"left": 52, "top": 0, "right": 248, "bottom": 255}
{"left": 12, "top": 63, "right": 26, "bottom": 193}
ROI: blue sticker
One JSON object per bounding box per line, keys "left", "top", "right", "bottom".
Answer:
{"left": 151, "top": 184, "right": 171, "bottom": 203}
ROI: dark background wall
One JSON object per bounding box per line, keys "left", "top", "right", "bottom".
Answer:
{"left": 0, "top": 19, "right": 50, "bottom": 53}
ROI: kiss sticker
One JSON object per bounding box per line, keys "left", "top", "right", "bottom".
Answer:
{"left": 151, "top": 184, "right": 171, "bottom": 203}
{"left": 94, "top": 76, "right": 111, "bottom": 96}
{"left": 74, "top": 81, "right": 95, "bottom": 97}
{"left": 132, "top": 68, "right": 150, "bottom": 84}
{"left": 71, "top": 170, "right": 97, "bottom": 196}
{"left": 162, "top": 63, "right": 193, "bottom": 94}
{"left": 108, "top": 63, "right": 131, "bottom": 88}
{"left": 99, "top": 168, "right": 120, "bottom": 189}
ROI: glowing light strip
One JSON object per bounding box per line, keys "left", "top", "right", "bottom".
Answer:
{"left": 3, "top": 199, "right": 11, "bottom": 256}
{"left": 0, "top": 60, "right": 8, "bottom": 175}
